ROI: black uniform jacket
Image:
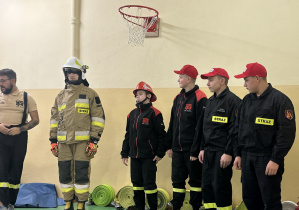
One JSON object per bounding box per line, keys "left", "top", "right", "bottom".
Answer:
{"left": 201, "top": 87, "right": 241, "bottom": 156}
{"left": 166, "top": 85, "right": 207, "bottom": 157}
{"left": 121, "top": 103, "right": 166, "bottom": 159}
{"left": 234, "top": 84, "right": 296, "bottom": 165}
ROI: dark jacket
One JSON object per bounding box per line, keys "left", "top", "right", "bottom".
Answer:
{"left": 234, "top": 84, "right": 296, "bottom": 165}
{"left": 166, "top": 85, "right": 207, "bottom": 157}
{"left": 201, "top": 87, "right": 241, "bottom": 156}
{"left": 121, "top": 103, "right": 166, "bottom": 159}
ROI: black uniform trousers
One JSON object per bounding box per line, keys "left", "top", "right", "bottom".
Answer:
{"left": 202, "top": 150, "right": 232, "bottom": 210}
{"left": 241, "top": 152, "right": 284, "bottom": 210}
{"left": 0, "top": 131, "right": 28, "bottom": 206}
{"left": 131, "top": 158, "right": 157, "bottom": 210}
{"left": 172, "top": 151, "right": 202, "bottom": 210}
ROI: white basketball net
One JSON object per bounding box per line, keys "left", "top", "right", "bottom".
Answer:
{"left": 120, "top": 6, "right": 158, "bottom": 46}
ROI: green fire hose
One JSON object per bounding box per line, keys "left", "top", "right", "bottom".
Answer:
{"left": 115, "top": 186, "right": 135, "bottom": 209}
{"left": 91, "top": 184, "right": 115, "bottom": 207}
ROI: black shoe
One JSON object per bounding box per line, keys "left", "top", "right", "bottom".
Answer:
{"left": 127, "top": 206, "right": 138, "bottom": 210}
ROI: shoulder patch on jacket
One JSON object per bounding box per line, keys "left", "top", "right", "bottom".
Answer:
{"left": 195, "top": 89, "right": 207, "bottom": 102}
{"left": 95, "top": 97, "right": 101, "bottom": 104}
{"left": 285, "top": 110, "right": 294, "bottom": 120}
{"left": 150, "top": 106, "right": 161, "bottom": 116}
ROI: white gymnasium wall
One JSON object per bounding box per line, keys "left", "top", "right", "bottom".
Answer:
{"left": 1, "top": 0, "right": 299, "bottom": 89}
{"left": 80, "top": 0, "right": 299, "bottom": 88}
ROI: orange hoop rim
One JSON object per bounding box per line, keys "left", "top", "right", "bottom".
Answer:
{"left": 119, "top": 5, "right": 159, "bottom": 19}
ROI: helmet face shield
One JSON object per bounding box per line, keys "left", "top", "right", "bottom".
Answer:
{"left": 63, "top": 68, "right": 81, "bottom": 75}
{"left": 63, "top": 67, "right": 82, "bottom": 86}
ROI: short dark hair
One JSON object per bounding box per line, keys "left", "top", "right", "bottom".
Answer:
{"left": 145, "top": 91, "right": 152, "bottom": 100}
{"left": 217, "top": 75, "right": 228, "bottom": 85}
{"left": 0, "top": 69, "right": 17, "bottom": 81}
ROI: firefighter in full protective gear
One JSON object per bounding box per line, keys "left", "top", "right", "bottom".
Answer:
{"left": 49, "top": 57, "right": 105, "bottom": 210}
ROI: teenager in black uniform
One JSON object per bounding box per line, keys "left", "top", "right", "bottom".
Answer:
{"left": 166, "top": 65, "right": 207, "bottom": 210}
{"left": 233, "top": 62, "right": 296, "bottom": 210}
{"left": 121, "top": 81, "right": 166, "bottom": 210}
{"left": 198, "top": 68, "right": 240, "bottom": 210}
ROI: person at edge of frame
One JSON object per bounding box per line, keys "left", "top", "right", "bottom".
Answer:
{"left": 0, "top": 68, "right": 39, "bottom": 210}
{"left": 233, "top": 62, "right": 296, "bottom": 210}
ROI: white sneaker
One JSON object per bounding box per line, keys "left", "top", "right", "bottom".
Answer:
{"left": 7, "top": 205, "right": 14, "bottom": 210}
{"left": 0, "top": 205, "right": 8, "bottom": 210}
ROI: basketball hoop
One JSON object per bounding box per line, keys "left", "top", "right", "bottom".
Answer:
{"left": 119, "top": 5, "right": 159, "bottom": 46}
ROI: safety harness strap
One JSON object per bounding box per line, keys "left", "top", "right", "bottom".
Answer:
{"left": 21, "top": 91, "right": 27, "bottom": 126}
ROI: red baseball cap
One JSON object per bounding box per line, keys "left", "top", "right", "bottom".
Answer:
{"left": 234, "top": 62, "right": 267, "bottom": 79}
{"left": 201, "top": 68, "right": 229, "bottom": 79}
{"left": 174, "top": 65, "right": 198, "bottom": 79}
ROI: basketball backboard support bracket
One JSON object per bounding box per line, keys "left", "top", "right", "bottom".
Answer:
{"left": 145, "top": 18, "right": 159, "bottom": 37}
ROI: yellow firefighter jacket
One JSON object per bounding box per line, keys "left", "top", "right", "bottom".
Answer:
{"left": 50, "top": 83, "right": 105, "bottom": 144}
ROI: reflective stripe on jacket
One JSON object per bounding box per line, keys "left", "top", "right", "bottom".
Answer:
{"left": 50, "top": 83, "right": 105, "bottom": 143}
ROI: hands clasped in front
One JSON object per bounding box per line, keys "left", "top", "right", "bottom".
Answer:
{"left": 0, "top": 123, "right": 21, "bottom": 136}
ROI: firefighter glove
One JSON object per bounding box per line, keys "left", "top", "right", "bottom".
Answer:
{"left": 86, "top": 142, "right": 98, "bottom": 157}
{"left": 51, "top": 143, "right": 58, "bottom": 157}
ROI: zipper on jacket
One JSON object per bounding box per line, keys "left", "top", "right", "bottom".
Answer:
{"left": 135, "top": 105, "right": 142, "bottom": 158}
{"left": 148, "top": 139, "right": 154, "bottom": 155}
{"left": 242, "top": 98, "right": 261, "bottom": 149}
{"left": 177, "top": 95, "right": 186, "bottom": 151}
